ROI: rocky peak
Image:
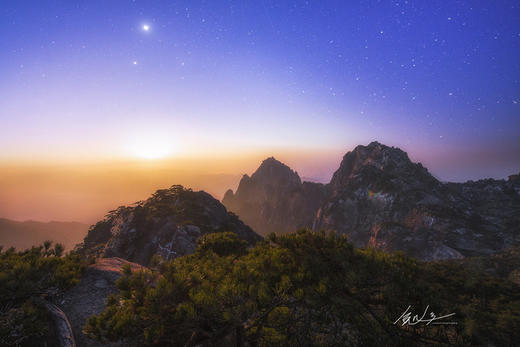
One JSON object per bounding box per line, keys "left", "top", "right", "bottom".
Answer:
{"left": 225, "top": 157, "right": 302, "bottom": 206}
{"left": 222, "top": 157, "right": 327, "bottom": 236}
{"left": 250, "top": 157, "right": 302, "bottom": 187}
{"left": 222, "top": 142, "right": 519, "bottom": 261}
{"left": 77, "top": 185, "right": 261, "bottom": 266}
{"left": 330, "top": 141, "right": 436, "bottom": 190}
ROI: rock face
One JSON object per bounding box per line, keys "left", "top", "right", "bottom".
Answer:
{"left": 77, "top": 185, "right": 261, "bottom": 266}
{"left": 222, "top": 157, "right": 329, "bottom": 236}
{"left": 223, "top": 142, "right": 520, "bottom": 261}
{"left": 57, "top": 258, "right": 144, "bottom": 347}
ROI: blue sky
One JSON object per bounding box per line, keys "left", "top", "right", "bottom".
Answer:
{"left": 1, "top": 0, "right": 519, "bottom": 181}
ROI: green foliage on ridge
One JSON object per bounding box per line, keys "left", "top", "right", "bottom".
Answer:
{"left": 0, "top": 242, "right": 85, "bottom": 346}
{"left": 85, "top": 230, "right": 520, "bottom": 346}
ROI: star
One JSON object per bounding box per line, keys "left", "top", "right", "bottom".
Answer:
{"left": 133, "top": 61, "right": 138, "bottom": 65}
{"left": 142, "top": 24, "right": 150, "bottom": 32}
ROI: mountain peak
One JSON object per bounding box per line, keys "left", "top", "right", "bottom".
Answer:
{"left": 222, "top": 156, "right": 328, "bottom": 236}
{"left": 222, "top": 142, "right": 519, "bottom": 261}
{"left": 330, "top": 142, "right": 433, "bottom": 188}
{"left": 78, "top": 185, "right": 261, "bottom": 265}
{"left": 367, "top": 140, "right": 383, "bottom": 147}
{"left": 250, "top": 157, "right": 301, "bottom": 186}
{"left": 256, "top": 156, "right": 290, "bottom": 171}
{"left": 262, "top": 156, "right": 280, "bottom": 163}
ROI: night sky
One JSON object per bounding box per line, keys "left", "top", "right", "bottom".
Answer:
{"left": 1, "top": 1, "right": 519, "bottom": 181}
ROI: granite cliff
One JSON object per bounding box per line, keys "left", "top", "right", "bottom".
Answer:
{"left": 223, "top": 142, "right": 520, "bottom": 261}
{"left": 76, "top": 185, "right": 261, "bottom": 266}
{"left": 222, "top": 157, "right": 329, "bottom": 236}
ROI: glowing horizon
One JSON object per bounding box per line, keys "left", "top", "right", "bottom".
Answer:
{"left": 0, "top": 1, "right": 518, "bottom": 223}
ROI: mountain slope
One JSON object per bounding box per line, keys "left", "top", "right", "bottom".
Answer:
{"left": 222, "top": 157, "right": 329, "bottom": 236}
{"left": 223, "top": 142, "right": 520, "bottom": 260}
{"left": 0, "top": 218, "right": 88, "bottom": 251}
{"left": 76, "top": 185, "right": 261, "bottom": 266}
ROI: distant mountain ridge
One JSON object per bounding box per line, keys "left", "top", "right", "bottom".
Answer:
{"left": 222, "top": 157, "right": 329, "bottom": 237}
{"left": 223, "top": 141, "right": 520, "bottom": 261}
{"left": 0, "top": 218, "right": 88, "bottom": 251}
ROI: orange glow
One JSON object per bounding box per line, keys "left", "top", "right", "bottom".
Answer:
{"left": 0, "top": 148, "right": 342, "bottom": 224}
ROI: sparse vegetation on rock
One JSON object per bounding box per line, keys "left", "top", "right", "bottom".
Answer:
{"left": 76, "top": 185, "right": 262, "bottom": 266}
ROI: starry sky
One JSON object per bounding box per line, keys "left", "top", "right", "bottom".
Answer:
{"left": 1, "top": 0, "right": 519, "bottom": 182}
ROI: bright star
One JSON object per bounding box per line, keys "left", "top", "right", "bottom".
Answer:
{"left": 142, "top": 24, "right": 150, "bottom": 31}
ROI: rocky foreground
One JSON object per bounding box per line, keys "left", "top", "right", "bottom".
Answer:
{"left": 55, "top": 258, "right": 144, "bottom": 346}
{"left": 223, "top": 141, "right": 520, "bottom": 260}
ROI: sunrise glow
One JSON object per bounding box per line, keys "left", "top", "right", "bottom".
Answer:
{"left": 128, "top": 137, "right": 175, "bottom": 160}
